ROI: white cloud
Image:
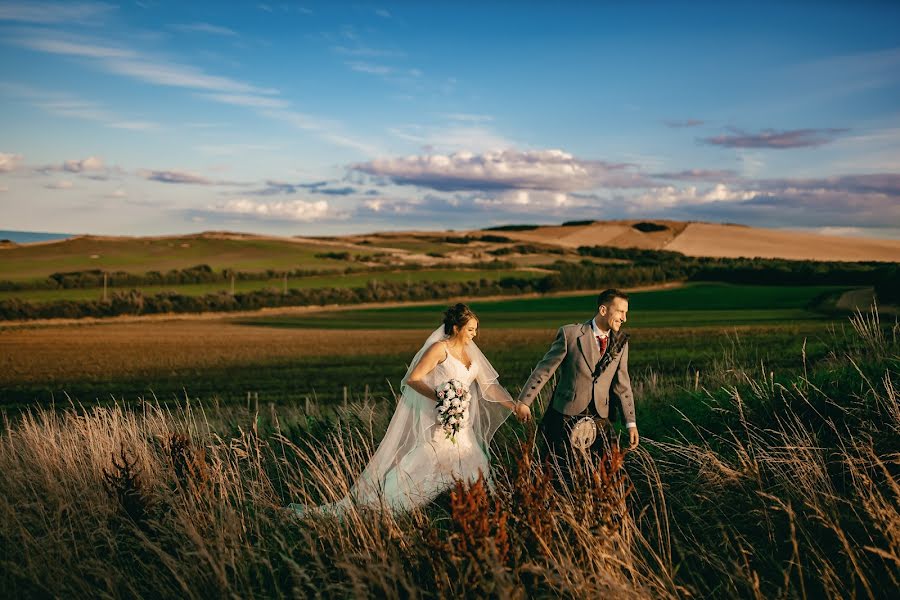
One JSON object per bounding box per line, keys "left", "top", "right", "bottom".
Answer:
{"left": 354, "top": 149, "right": 648, "bottom": 192}
{"left": 632, "top": 184, "right": 762, "bottom": 209}
{"left": 46, "top": 180, "right": 74, "bottom": 189}
{"left": 0, "top": 153, "right": 24, "bottom": 172}
{"left": 63, "top": 156, "right": 105, "bottom": 172}
{"left": 212, "top": 198, "right": 330, "bottom": 221}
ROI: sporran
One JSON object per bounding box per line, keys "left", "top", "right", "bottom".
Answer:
{"left": 569, "top": 416, "right": 597, "bottom": 451}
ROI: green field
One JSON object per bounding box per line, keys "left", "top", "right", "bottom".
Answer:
{"left": 0, "top": 268, "right": 545, "bottom": 304}
{"left": 0, "top": 235, "right": 363, "bottom": 282}
{"left": 236, "top": 283, "right": 846, "bottom": 330}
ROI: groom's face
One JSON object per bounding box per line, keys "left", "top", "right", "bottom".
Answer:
{"left": 598, "top": 297, "right": 628, "bottom": 332}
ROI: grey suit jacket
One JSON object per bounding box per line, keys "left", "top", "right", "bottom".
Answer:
{"left": 517, "top": 320, "right": 635, "bottom": 423}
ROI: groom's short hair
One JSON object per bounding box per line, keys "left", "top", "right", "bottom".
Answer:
{"left": 597, "top": 288, "right": 628, "bottom": 307}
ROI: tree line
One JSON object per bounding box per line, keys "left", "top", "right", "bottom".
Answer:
{"left": 0, "top": 260, "right": 516, "bottom": 292}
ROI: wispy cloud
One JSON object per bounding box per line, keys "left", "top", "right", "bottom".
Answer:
{"left": 8, "top": 33, "right": 377, "bottom": 154}
{"left": 0, "top": 152, "right": 24, "bottom": 172}
{"left": 45, "top": 179, "right": 74, "bottom": 189}
{"left": 630, "top": 171, "right": 900, "bottom": 231}
{"left": 242, "top": 180, "right": 359, "bottom": 197}
{"left": 755, "top": 173, "right": 900, "bottom": 196}
{"left": 140, "top": 170, "right": 214, "bottom": 185}
{"left": 652, "top": 169, "right": 740, "bottom": 182}
{"left": 354, "top": 149, "right": 650, "bottom": 192}
{"left": 37, "top": 155, "right": 111, "bottom": 177}
{"left": 346, "top": 61, "right": 421, "bottom": 78}
{"left": 0, "top": 1, "right": 115, "bottom": 25}
{"left": 62, "top": 156, "right": 105, "bottom": 173}
{"left": 0, "top": 81, "right": 158, "bottom": 130}
{"left": 194, "top": 143, "right": 278, "bottom": 156}
{"left": 201, "top": 93, "right": 289, "bottom": 109}
{"left": 332, "top": 45, "right": 404, "bottom": 58}
{"left": 170, "top": 22, "right": 238, "bottom": 37}
{"left": 702, "top": 127, "right": 848, "bottom": 149}
{"left": 387, "top": 123, "right": 513, "bottom": 153}
{"left": 10, "top": 33, "right": 278, "bottom": 95}
{"left": 261, "top": 109, "right": 381, "bottom": 155}
{"left": 664, "top": 119, "right": 705, "bottom": 128}
{"left": 138, "top": 168, "right": 250, "bottom": 187}
{"left": 443, "top": 113, "right": 494, "bottom": 123}
{"left": 786, "top": 47, "right": 900, "bottom": 99}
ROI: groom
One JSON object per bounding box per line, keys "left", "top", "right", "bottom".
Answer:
{"left": 514, "top": 288, "right": 638, "bottom": 460}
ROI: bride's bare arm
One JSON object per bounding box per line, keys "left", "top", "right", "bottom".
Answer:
{"left": 405, "top": 343, "right": 445, "bottom": 401}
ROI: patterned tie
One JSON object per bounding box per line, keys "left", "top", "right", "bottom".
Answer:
{"left": 596, "top": 335, "right": 608, "bottom": 356}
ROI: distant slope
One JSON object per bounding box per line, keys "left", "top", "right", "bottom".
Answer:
{"left": 2, "top": 220, "right": 896, "bottom": 284}
{"left": 665, "top": 222, "right": 900, "bottom": 261}
{"left": 482, "top": 220, "right": 899, "bottom": 262}
{"left": 0, "top": 232, "right": 366, "bottom": 281}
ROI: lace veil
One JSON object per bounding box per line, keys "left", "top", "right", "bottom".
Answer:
{"left": 337, "top": 325, "right": 514, "bottom": 509}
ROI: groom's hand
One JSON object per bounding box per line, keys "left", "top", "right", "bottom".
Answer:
{"left": 628, "top": 426, "right": 639, "bottom": 450}
{"left": 514, "top": 403, "right": 531, "bottom": 423}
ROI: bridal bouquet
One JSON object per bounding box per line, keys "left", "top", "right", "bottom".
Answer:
{"left": 435, "top": 379, "right": 471, "bottom": 443}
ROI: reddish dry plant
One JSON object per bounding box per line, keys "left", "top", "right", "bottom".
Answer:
{"left": 448, "top": 471, "right": 511, "bottom": 566}
{"left": 510, "top": 439, "right": 559, "bottom": 557}
{"left": 576, "top": 445, "right": 633, "bottom": 538}
{"left": 102, "top": 443, "right": 151, "bottom": 525}
{"left": 166, "top": 433, "right": 210, "bottom": 500}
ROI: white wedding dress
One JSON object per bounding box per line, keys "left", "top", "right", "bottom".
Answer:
{"left": 290, "top": 326, "right": 513, "bottom": 516}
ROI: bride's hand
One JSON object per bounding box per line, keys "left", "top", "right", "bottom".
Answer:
{"left": 514, "top": 403, "right": 531, "bottom": 423}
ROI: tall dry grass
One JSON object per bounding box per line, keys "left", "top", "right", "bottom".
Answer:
{"left": 0, "top": 308, "right": 897, "bottom": 598}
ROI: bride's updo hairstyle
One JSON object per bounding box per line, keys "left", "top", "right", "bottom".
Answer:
{"left": 443, "top": 303, "right": 478, "bottom": 336}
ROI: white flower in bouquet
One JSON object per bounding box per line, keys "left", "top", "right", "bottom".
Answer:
{"left": 434, "top": 378, "right": 470, "bottom": 443}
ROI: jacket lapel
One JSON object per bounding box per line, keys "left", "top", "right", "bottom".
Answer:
{"left": 577, "top": 320, "right": 599, "bottom": 372}
{"left": 608, "top": 328, "right": 618, "bottom": 355}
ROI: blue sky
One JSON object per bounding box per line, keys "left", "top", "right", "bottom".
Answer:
{"left": 1, "top": 1, "right": 899, "bottom": 238}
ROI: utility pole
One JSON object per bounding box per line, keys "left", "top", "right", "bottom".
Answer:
{"left": 103, "top": 271, "right": 108, "bottom": 301}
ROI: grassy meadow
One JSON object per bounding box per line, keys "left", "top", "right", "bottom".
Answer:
{"left": 1, "top": 301, "right": 896, "bottom": 598}
{"left": 2, "top": 263, "right": 896, "bottom": 597}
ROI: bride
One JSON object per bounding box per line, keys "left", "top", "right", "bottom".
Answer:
{"left": 289, "top": 303, "right": 524, "bottom": 516}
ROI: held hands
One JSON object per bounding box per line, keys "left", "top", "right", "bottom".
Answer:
{"left": 627, "top": 426, "right": 640, "bottom": 450}
{"left": 513, "top": 402, "right": 531, "bottom": 423}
